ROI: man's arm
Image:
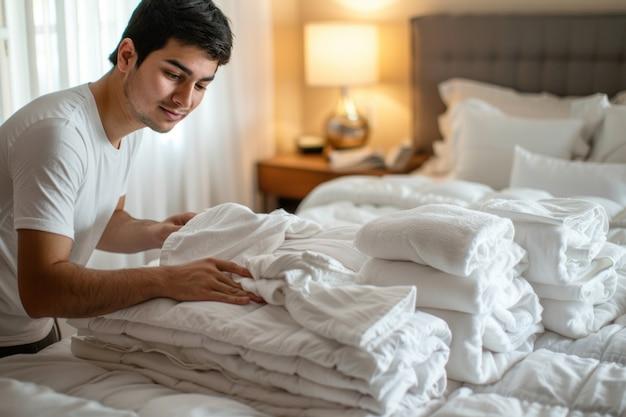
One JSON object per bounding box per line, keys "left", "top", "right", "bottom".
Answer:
{"left": 18, "top": 229, "right": 261, "bottom": 318}
{"left": 97, "top": 196, "right": 194, "bottom": 253}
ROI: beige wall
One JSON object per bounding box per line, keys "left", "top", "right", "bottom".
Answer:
{"left": 272, "top": 0, "right": 626, "bottom": 154}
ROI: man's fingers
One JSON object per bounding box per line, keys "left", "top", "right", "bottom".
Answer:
{"left": 212, "top": 259, "right": 252, "bottom": 278}
{"left": 209, "top": 292, "right": 251, "bottom": 305}
{"left": 179, "top": 212, "right": 196, "bottom": 225}
{"left": 212, "top": 280, "right": 248, "bottom": 296}
{"left": 213, "top": 271, "right": 245, "bottom": 290}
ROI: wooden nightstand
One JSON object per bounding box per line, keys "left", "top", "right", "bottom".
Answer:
{"left": 256, "top": 152, "right": 429, "bottom": 212}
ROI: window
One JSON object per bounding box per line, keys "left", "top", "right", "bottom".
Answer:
{"left": 0, "top": 0, "right": 11, "bottom": 122}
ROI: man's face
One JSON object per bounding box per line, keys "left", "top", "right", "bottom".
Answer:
{"left": 122, "top": 38, "right": 219, "bottom": 133}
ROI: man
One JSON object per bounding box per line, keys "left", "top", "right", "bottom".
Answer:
{"left": 0, "top": 0, "right": 260, "bottom": 358}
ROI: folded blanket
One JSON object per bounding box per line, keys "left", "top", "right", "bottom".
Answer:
{"left": 70, "top": 305, "right": 451, "bottom": 415}
{"left": 358, "top": 256, "right": 526, "bottom": 314}
{"left": 355, "top": 204, "right": 515, "bottom": 278}
{"left": 478, "top": 198, "right": 608, "bottom": 284}
{"left": 69, "top": 337, "right": 447, "bottom": 417}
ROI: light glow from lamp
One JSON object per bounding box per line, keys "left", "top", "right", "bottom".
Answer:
{"left": 304, "top": 22, "right": 379, "bottom": 150}
{"left": 305, "top": 23, "right": 378, "bottom": 87}
{"left": 337, "top": 0, "right": 397, "bottom": 13}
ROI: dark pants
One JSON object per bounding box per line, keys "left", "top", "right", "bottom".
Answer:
{"left": 0, "top": 320, "right": 61, "bottom": 358}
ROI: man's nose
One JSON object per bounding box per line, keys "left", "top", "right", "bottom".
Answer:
{"left": 172, "top": 83, "right": 194, "bottom": 109}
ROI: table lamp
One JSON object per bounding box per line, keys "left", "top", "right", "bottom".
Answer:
{"left": 304, "top": 22, "right": 379, "bottom": 150}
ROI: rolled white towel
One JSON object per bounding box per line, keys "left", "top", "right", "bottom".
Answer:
{"left": 479, "top": 198, "right": 608, "bottom": 284}
{"left": 355, "top": 204, "right": 515, "bottom": 278}
{"left": 531, "top": 257, "right": 617, "bottom": 304}
{"left": 541, "top": 275, "right": 626, "bottom": 338}
{"left": 359, "top": 247, "right": 525, "bottom": 314}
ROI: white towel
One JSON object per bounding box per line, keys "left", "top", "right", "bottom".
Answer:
{"left": 420, "top": 308, "right": 538, "bottom": 384}
{"left": 355, "top": 204, "right": 515, "bottom": 278}
{"left": 540, "top": 274, "right": 626, "bottom": 338}
{"left": 161, "top": 203, "right": 322, "bottom": 266}
{"left": 479, "top": 198, "right": 609, "bottom": 284}
{"left": 243, "top": 251, "right": 418, "bottom": 349}
{"left": 530, "top": 257, "right": 617, "bottom": 304}
{"left": 358, "top": 256, "right": 526, "bottom": 314}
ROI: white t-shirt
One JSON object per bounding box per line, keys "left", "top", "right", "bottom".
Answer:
{"left": 0, "top": 84, "right": 143, "bottom": 346}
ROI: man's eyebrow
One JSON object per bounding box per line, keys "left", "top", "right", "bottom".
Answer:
{"left": 164, "top": 59, "right": 215, "bottom": 82}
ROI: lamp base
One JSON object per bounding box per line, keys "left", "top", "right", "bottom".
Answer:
{"left": 325, "top": 113, "right": 369, "bottom": 149}
{"left": 324, "top": 87, "right": 370, "bottom": 149}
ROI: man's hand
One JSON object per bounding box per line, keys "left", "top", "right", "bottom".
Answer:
{"left": 149, "top": 212, "right": 196, "bottom": 247}
{"left": 165, "top": 257, "right": 264, "bottom": 304}
{"left": 19, "top": 229, "right": 264, "bottom": 319}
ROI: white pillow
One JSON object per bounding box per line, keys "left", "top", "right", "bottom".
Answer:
{"left": 510, "top": 146, "right": 626, "bottom": 205}
{"left": 438, "top": 78, "right": 609, "bottom": 153}
{"left": 454, "top": 107, "right": 583, "bottom": 189}
{"left": 589, "top": 105, "right": 626, "bottom": 163}
{"left": 440, "top": 78, "right": 573, "bottom": 118}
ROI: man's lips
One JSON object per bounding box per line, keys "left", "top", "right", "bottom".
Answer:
{"left": 159, "top": 106, "right": 188, "bottom": 121}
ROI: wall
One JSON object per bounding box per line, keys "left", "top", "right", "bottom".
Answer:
{"left": 273, "top": 0, "right": 626, "bottom": 154}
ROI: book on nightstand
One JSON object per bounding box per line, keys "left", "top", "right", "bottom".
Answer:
{"left": 328, "top": 142, "right": 414, "bottom": 171}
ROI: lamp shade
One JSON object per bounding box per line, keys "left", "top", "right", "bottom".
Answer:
{"left": 305, "top": 23, "right": 378, "bottom": 87}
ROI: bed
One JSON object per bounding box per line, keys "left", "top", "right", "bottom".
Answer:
{"left": 2, "top": 13, "right": 626, "bottom": 417}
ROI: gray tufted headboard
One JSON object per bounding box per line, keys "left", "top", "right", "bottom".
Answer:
{"left": 411, "top": 14, "right": 626, "bottom": 152}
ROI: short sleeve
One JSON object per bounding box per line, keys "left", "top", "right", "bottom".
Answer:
{"left": 10, "top": 119, "right": 87, "bottom": 239}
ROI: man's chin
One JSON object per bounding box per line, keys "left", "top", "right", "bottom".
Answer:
{"left": 149, "top": 124, "right": 175, "bottom": 134}
{"left": 141, "top": 118, "right": 176, "bottom": 134}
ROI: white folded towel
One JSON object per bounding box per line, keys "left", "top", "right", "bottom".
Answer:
{"left": 355, "top": 204, "right": 515, "bottom": 278}
{"left": 243, "top": 251, "right": 418, "bottom": 349}
{"left": 420, "top": 306, "right": 539, "bottom": 384}
{"left": 530, "top": 257, "right": 617, "bottom": 304}
{"left": 358, "top": 255, "right": 526, "bottom": 314}
{"left": 541, "top": 275, "right": 626, "bottom": 338}
{"left": 479, "top": 198, "right": 609, "bottom": 284}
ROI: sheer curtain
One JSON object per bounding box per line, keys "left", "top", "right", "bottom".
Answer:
{"left": 4, "top": 0, "right": 274, "bottom": 268}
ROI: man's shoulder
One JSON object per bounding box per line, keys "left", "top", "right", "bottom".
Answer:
{"left": 1, "top": 85, "right": 95, "bottom": 145}
{"left": 23, "top": 84, "right": 92, "bottom": 121}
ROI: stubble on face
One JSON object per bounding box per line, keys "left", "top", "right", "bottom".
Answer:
{"left": 123, "top": 70, "right": 172, "bottom": 133}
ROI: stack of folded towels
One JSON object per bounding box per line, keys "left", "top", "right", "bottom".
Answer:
{"left": 69, "top": 203, "right": 451, "bottom": 417}
{"left": 355, "top": 204, "right": 543, "bottom": 384}
{"left": 479, "top": 198, "right": 626, "bottom": 339}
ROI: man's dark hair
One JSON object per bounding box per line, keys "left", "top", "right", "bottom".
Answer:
{"left": 109, "top": 0, "right": 233, "bottom": 67}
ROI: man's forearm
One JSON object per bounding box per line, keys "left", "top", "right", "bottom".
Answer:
{"left": 21, "top": 261, "right": 170, "bottom": 318}
{"left": 97, "top": 210, "right": 161, "bottom": 253}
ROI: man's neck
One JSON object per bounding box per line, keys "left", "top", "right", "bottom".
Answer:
{"left": 89, "top": 72, "right": 143, "bottom": 149}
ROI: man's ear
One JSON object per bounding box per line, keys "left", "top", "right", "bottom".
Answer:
{"left": 116, "top": 38, "right": 138, "bottom": 73}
